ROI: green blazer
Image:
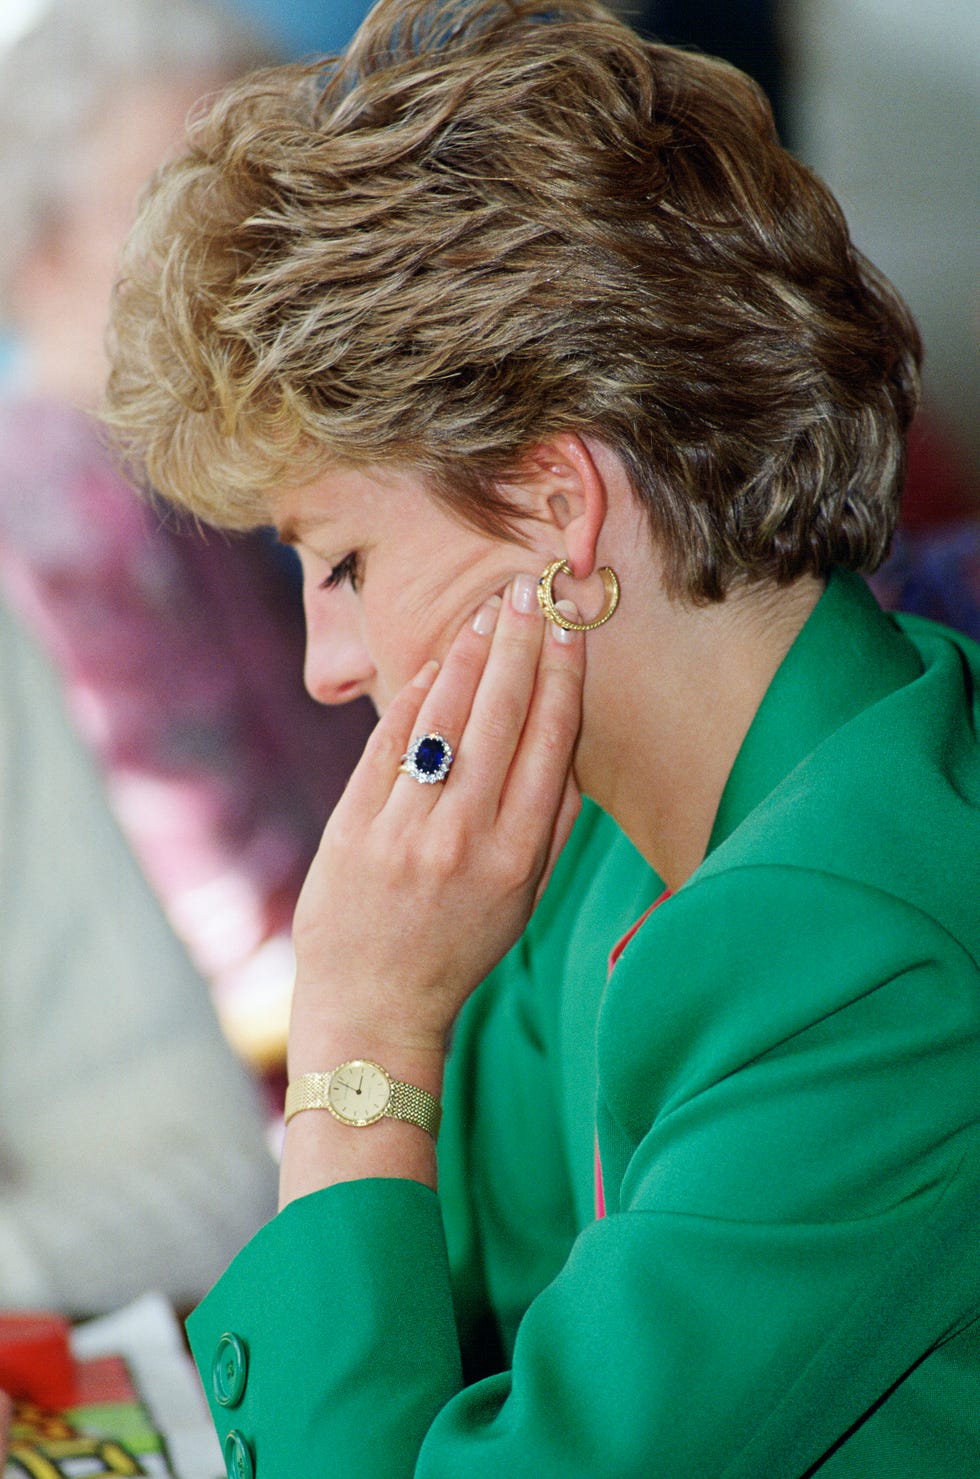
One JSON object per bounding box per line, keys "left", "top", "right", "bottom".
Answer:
{"left": 189, "top": 570, "right": 980, "bottom": 1477}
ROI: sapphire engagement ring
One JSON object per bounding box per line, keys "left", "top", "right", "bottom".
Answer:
{"left": 398, "top": 732, "right": 455, "bottom": 784}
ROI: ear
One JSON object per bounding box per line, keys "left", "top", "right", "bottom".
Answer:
{"left": 517, "top": 432, "right": 608, "bottom": 580}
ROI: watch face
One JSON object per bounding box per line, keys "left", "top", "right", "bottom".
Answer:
{"left": 327, "top": 1060, "right": 391, "bottom": 1126}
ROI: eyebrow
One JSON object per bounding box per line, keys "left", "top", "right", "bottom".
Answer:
{"left": 276, "top": 509, "right": 336, "bottom": 547}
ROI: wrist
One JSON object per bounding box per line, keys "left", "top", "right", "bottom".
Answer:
{"left": 286, "top": 1014, "right": 448, "bottom": 1094}
{"left": 285, "top": 1062, "right": 442, "bottom": 1137}
{"left": 279, "top": 1045, "right": 444, "bottom": 1211}
{"left": 279, "top": 1104, "right": 438, "bottom": 1208}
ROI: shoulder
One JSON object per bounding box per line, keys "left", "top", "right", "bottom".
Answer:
{"left": 597, "top": 600, "right": 980, "bottom": 1149}
{"left": 606, "top": 862, "right": 978, "bottom": 1079}
{"left": 597, "top": 863, "right": 980, "bottom": 1222}
{"left": 723, "top": 609, "right": 980, "bottom": 948}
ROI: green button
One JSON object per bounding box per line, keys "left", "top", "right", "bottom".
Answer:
{"left": 224, "top": 1429, "right": 254, "bottom": 1479}
{"left": 212, "top": 1332, "right": 248, "bottom": 1408}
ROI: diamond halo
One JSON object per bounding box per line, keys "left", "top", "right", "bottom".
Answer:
{"left": 399, "top": 732, "right": 454, "bottom": 784}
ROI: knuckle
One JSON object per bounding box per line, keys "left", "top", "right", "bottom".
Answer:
{"left": 365, "top": 719, "right": 408, "bottom": 770}
{"left": 543, "top": 659, "right": 586, "bottom": 702}
{"left": 480, "top": 683, "right": 527, "bottom": 743}
{"left": 488, "top": 835, "right": 538, "bottom": 894}
{"left": 535, "top": 712, "right": 578, "bottom": 759}
{"left": 497, "top": 623, "right": 541, "bottom": 662}
{"left": 480, "top": 705, "right": 523, "bottom": 747}
{"left": 446, "top": 637, "right": 489, "bottom": 685}
{"left": 327, "top": 807, "right": 360, "bottom": 854}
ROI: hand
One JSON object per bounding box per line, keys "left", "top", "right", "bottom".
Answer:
{"left": 288, "top": 574, "right": 585, "bottom": 1073}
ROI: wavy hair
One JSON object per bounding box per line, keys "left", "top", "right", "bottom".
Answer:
{"left": 105, "top": 0, "right": 922, "bottom": 599}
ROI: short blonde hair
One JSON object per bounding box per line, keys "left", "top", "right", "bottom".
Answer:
{"left": 105, "top": 0, "right": 921, "bottom": 600}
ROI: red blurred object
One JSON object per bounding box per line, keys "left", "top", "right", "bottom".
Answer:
{"left": 0, "top": 1313, "right": 78, "bottom": 1409}
{"left": 902, "top": 411, "right": 977, "bottom": 531}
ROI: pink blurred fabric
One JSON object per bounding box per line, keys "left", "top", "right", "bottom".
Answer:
{"left": 0, "top": 394, "right": 373, "bottom": 1039}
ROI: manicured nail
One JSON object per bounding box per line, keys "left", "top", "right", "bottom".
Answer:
{"left": 551, "top": 599, "right": 580, "bottom": 643}
{"left": 510, "top": 573, "right": 539, "bottom": 615}
{"left": 472, "top": 594, "right": 502, "bottom": 635}
{"left": 412, "top": 659, "right": 440, "bottom": 690}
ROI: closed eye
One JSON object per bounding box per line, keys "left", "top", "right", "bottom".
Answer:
{"left": 320, "top": 552, "right": 360, "bottom": 592}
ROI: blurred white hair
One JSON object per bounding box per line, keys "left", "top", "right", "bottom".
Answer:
{"left": 0, "top": 0, "right": 277, "bottom": 313}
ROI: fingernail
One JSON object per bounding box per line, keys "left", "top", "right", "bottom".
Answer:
{"left": 412, "top": 659, "right": 439, "bottom": 690}
{"left": 551, "top": 599, "right": 580, "bottom": 643}
{"left": 472, "top": 594, "right": 502, "bottom": 635}
{"left": 510, "top": 573, "right": 539, "bottom": 615}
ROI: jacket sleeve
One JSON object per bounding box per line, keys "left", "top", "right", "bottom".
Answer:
{"left": 186, "top": 866, "right": 980, "bottom": 1478}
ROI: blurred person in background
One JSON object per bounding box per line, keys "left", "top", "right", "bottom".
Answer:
{"left": 0, "top": 0, "right": 374, "bottom": 1077}
{"left": 0, "top": 592, "right": 278, "bottom": 1313}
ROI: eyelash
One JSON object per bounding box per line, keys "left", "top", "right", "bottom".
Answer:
{"left": 320, "top": 552, "right": 360, "bottom": 592}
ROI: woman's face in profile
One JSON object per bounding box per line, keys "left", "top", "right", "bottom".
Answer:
{"left": 276, "top": 464, "right": 539, "bottom": 715}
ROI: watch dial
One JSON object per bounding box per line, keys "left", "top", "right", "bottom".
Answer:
{"left": 327, "top": 1060, "right": 391, "bottom": 1125}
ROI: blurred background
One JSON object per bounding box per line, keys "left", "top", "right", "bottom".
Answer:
{"left": 0, "top": 0, "right": 974, "bottom": 1315}
{"left": 786, "top": 0, "right": 978, "bottom": 498}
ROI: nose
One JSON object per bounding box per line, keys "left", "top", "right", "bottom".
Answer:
{"left": 302, "top": 573, "right": 376, "bottom": 707}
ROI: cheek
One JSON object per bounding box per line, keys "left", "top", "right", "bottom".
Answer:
{"left": 375, "top": 617, "right": 439, "bottom": 687}
{"left": 363, "top": 533, "right": 523, "bottom": 693}
{"left": 364, "top": 590, "right": 464, "bottom": 694}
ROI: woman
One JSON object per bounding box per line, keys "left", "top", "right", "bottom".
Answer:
{"left": 105, "top": 0, "right": 980, "bottom": 1472}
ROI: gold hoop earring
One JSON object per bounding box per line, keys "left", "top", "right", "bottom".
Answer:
{"left": 536, "top": 558, "right": 621, "bottom": 632}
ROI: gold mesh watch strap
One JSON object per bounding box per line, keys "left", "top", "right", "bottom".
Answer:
{"left": 283, "top": 1073, "right": 332, "bottom": 1124}
{"left": 387, "top": 1078, "right": 442, "bottom": 1139}
{"left": 284, "top": 1067, "right": 441, "bottom": 1138}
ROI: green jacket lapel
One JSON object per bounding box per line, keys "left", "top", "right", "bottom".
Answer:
{"left": 706, "top": 569, "right": 922, "bottom": 857}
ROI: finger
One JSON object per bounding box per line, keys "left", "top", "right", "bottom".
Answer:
{"left": 336, "top": 658, "right": 437, "bottom": 817}
{"left": 448, "top": 572, "right": 548, "bottom": 808}
{"left": 384, "top": 592, "right": 503, "bottom": 817}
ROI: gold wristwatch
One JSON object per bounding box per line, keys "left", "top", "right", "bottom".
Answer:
{"left": 284, "top": 1061, "right": 442, "bottom": 1139}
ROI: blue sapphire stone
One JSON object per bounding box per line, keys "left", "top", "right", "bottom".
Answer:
{"left": 415, "top": 736, "right": 448, "bottom": 775}
{"left": 402, "top": 731, "right": 453, "bottom": 783}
